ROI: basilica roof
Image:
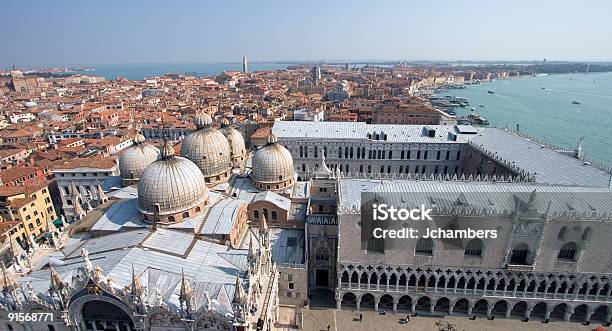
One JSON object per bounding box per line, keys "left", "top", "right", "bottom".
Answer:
{"left": 18, "top": 229, "right": 248, "bottom": 314}
{"left": 180, "top": 112, "right": 232, "bottom": 179}
{"left": 138, "top": 140, "right": 208, "bottom": 216}
{"left": 220, "top": 118, "right": 246, "bottom": 160}
{"left": 251, "top": 133, "right": 295, "bottom": 184}
{"left": 118, "top": 133, "right": 160, "bottom": 181}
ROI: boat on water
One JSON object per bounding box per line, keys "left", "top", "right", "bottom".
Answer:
{"left": 572, "top": 101, "right": 581, "bottom": 105}
{"left": 470, "top": 107, "right": 475, "bottom": 111}
{"left": 540, "top": 87, "right": 546, "bottom": 89}
{"left": 487, "top": 90, "right": 495, "bottom": 94}
{"left": 479, "top": 105, "right": 486, "bottom": 108}
{"left": 466, "top": 114, "right": 489, "bottom": 125}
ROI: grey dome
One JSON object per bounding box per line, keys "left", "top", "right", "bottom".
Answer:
{"left": 138, "top": 141, "right": 208, "bottom": 217}
{"left": 220, "top": 120, "right": 246, "bottom": 162}
{"left": 251, "top": 133, "right": 294, "bottom": 187}
{"left": 119, "top": 135, "right": 160, "bottom": 184}
{"left": 194, "top": 112, "right": 213, "bottom": 129}
{"left": 180, "top": 113, "right": 232, "bottom": 181}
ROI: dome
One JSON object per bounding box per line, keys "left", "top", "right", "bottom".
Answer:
{"left": 119, "top": 133, "right": 160, "bottom": 186}
{"left": 251, "top": 133, "right": 295, "bottom": 191}
{"left": 220, "top": 119, "right": 246, "bottom": 165}
{"left": 138, "top": 140, "right": 209, "bottom": 224}
{"left": 180, "top": 112, "right": 232, "bottom": 185}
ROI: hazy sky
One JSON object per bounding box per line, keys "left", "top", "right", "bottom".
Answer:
{"left": 3, "top": 0, "right": 612, "bottom": 67}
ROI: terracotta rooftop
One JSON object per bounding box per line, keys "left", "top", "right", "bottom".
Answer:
{"left": 52, "top": 156, "right": 117, "bottom": 171}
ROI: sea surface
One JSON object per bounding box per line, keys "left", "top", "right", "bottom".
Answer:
{"left": 85, "top": 62, "right": 290, "bottom": 80}
{"left": 438, "top": 72, "right": 612, "bottom": 165}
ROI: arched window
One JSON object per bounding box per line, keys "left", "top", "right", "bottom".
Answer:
{"left": 509, "top": 243, "right": 530, "bottom": 265}
{"left": 167, "top": 216, "right": 175, "bottom": 223}
{"left": 581, "top": 227, "right": 592, "bottom": 241}
{"left": 182, "top": 211, "right": 190, "bottom": 219}
{"left": 263, "top": 208, "right": 269, "bottom": 220}
{"left": 254, "top": 210, "right": 259, "bottom": 219}
{"left": 464, "top": 239, "right": 483, "bottom": 257}
{"left": 558, "top": 226, "right": 567, "bottom": 240}
{"left": 415, "top": 238, "right": 434, "bottom": 256}
{"left": 558, "top": 242, "right": 578, "bottom": 261}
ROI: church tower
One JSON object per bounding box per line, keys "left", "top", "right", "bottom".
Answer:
{"left": 242, "top": 54, "right": 248, "bottom": 74}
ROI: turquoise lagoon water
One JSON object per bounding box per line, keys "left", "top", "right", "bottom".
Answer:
{"left": 438, "top": 72, "right": 612, "bottom": 165}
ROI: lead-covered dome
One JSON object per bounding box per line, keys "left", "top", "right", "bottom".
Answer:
{"left": 119, "top": 132, "right": 160, "bottom": 186}
{"left": 180, "top": 112, "right": 232, "bottom": 185}
{"left": 138, "top": 140, "right": 209, "bottom": 224}
{"left": 220, "top": 118, "right": 246, "bottom": 166}
{"left": 251, "top": 133, "right": 295, "bottom": 191}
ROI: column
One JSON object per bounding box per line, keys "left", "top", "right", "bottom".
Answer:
{"left": 448, "top": 305, "right": 454, "bottom": 316}
{"left": 374, "top": 299, "right": 379, "bottom": 312}
{"left": 357, "top": 275, "right": 361, "bottom": 290}
{"left": 505, "top": 305, "right": 512, "bottom": 319}
{"left": 531, "top": 282, "right": 539, "bottom": 298}
{"left": 572, "top": 283, "right": 581, "bottom": 300}
{"left": 393, "top": 301, "right": 397, "bottom": 313}
{"left": 544, "top": 307, "right": 552, "bottom": 321}
{"left": 584, "top": 285, "right": 593, "bottom": 300}
{"left": 563, "top": 308, "right": 573, "bottom": 322}
{"left": 524, "top": 307, "right": 532, "bottom": 320}
{"left": 467, "top": 305, "right": 473, "bottom": 317}
{"left": 585, "top": 309, "right": 594, "bottom": 324}
{"left": 487, "top": 307, "right": 493, "bottom": 319}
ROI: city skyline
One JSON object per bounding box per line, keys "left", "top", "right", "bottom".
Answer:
{"left": 3, "top": 0, "right": 612, "bottom": 67}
